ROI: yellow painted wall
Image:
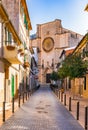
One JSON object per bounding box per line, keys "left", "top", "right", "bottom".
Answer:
{"left": 83, "top": 74, "right": 88, "bottom": 98}
{"left": 71, "top": 78, "right": 84, "bottom": 97}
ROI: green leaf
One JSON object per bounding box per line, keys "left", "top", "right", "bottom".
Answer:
{"left": 58, "top": 53, "right": 88, "bottom": 79}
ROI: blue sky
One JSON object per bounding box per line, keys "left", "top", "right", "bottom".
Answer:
{"left": 27, "top": 0, "right": 88, "bottom": 35}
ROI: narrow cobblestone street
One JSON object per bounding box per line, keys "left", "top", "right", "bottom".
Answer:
{"left": 0, "top": 85, "right": 84, "bottom": 130}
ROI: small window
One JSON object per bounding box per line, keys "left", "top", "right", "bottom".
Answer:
{"left": 68, "top": 79, "right": 71, "bottom": 88}
{"left": 8, "top": 31, "right": 12, "bottom": 45}
{"left": 4, "top": 27, "right": 7, "bottom": 45}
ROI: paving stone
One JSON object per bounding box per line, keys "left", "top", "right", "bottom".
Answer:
{"left": 0, "top": 85, "right": 84, "bottom": 130}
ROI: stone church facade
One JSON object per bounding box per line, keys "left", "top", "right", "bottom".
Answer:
{"left": 30, "top": 19, "right": 83, "bottom": 84}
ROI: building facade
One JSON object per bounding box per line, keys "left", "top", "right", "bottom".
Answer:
{"left": 30, "top": 48, "right": 39, "bottom": 92}
{"left": 59, "top": 47, "right": 75, "bottom": 91}
{"left": 0, "top": 0, "right": 32, "bottom": 102}
{"left": 30, "top": 19, "right": 83, "bottom": 84}
{"left": 72, "top": 33, "right": 88, "bottom": 98}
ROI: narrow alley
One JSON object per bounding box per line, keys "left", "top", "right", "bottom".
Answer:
{"left": 0, "top": 85, "right": 84, "bottom": 130}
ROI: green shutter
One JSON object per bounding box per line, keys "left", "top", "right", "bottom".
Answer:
{"left": 24, "top": 14, "right": 28, "bottom": 29}
{"left": 26, "top": 21, "right": 28, "bottom": 29}
{"left": 24, "top": 14, "right": 26, "bottom": 24}
{"left": 11, "top": 75, "right": 14, "bottom": 97}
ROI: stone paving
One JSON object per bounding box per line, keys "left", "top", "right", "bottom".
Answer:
{"left": 0, "top": 85, "right": 84, "bottom": 130}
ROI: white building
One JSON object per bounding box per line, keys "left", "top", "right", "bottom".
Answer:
{"left": 0, "top": 0, "right": 32, "bottom": 102}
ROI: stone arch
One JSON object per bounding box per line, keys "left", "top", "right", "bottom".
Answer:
{"left": 43, "top": 67, "right": 52, "bottom": 83}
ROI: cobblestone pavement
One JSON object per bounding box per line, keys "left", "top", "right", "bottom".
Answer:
{"left": 0, "top": 85, "right": 84, "bottom": 130}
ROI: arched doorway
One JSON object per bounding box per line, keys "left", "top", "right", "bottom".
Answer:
{"left": 44, "top": 67, "right": 52, "bottom": 83}
{"left": 46, "top": 73, "right": 51, "bottom": 83}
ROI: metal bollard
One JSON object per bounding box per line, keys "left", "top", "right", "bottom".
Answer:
{"left": 56, "top": 89, "right": 58, "bottom": 97}
{"left": 27, "top": 92, "right": 28, "bottom": 99}
{"left": 28, "top": 91, "right": 29, "bottom": 98}
{"left": 57, "top": 90, "right": 58, "bottom": 97}
{"left": 55, "top": 89, "right": 56, "bottom": 93}
{"left": 12, "top": 97, "right": 14, "bottom": 113}
{"left": 59, "top": 91, "right": 60, "bottom": 100}
{"left": 69, "top": 97, "right": 71, "bottom": 111}
{"left": 61, "top": 92, "right": 63, "bottom": 102}
{"left": 64, "top": 94, "right": 66, "bottom": 106}
{"left": 30, "top": 91, "right": 31, "bottom": 96}
{"left": 56, "top": 89, "right": 57, "bottom": 97}
{"left": 57, "top": 90, "right": 59, "bottom": 97}
{"left": 26, "top": 92, "right": 27, "bottom": 100}
{"left": 23, "top": 93, "right": 24, "bottom": 103}
{"left": 85, "top": 106, "right": 88, "bottom": 130}
{"left": 18, "top": 94, "right": 20, "bottom": 107}
{"left": 3, "top": 101, "right": 5, "bottom": 122}
{"left": 55, "top": 89, "right": 56, "bottom": 95}
{"left": 76, "top": 101, "right": 79, "bottom": 120}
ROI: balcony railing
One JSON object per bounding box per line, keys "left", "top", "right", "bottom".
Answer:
{"left": 5, "top": 40, "right": 16, "bottom": 50}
